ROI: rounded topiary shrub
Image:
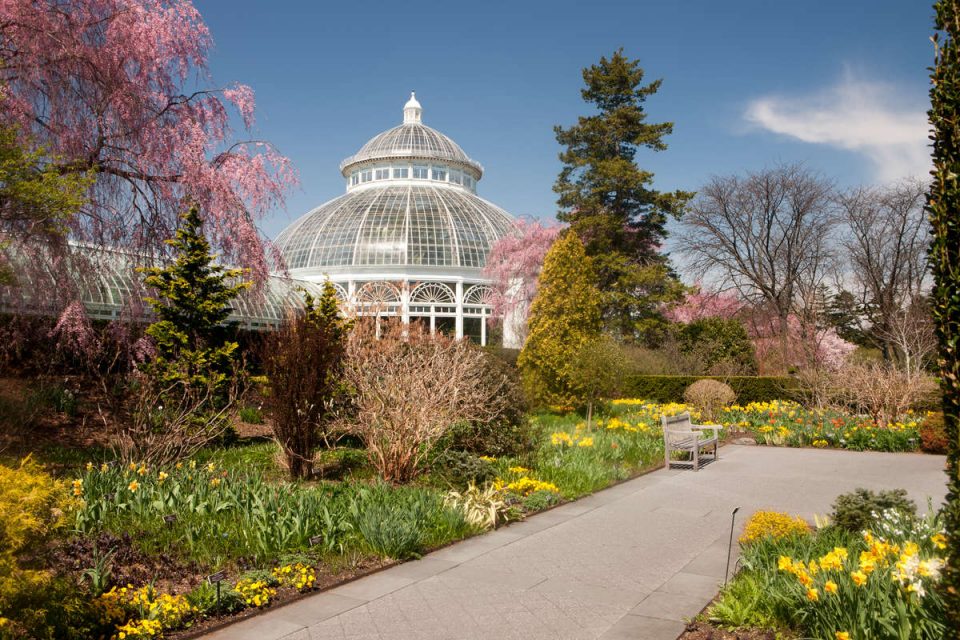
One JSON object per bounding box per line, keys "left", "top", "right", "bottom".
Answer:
{"left": 683, "top": 379, "right": 736, "bottom": 421}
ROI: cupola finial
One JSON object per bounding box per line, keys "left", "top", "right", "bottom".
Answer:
{"left": 403, "top": 91, "right": 422, "bottom": 124}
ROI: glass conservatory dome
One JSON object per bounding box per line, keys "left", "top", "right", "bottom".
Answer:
{"left": 274, "top": 93, "right": 517, "bottom": 346}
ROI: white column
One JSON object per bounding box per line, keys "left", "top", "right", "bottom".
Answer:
{"left": 455, "top": 281, "right": 464, "bottom": 340}
{"left": 481, "top": 310, "right": 487, "bottom": 346}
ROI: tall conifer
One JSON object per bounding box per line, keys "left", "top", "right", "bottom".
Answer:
{"left": 554, "top": 49, "right": 690, "bottom": 340}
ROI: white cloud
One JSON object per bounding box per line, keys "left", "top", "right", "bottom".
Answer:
{"left": 744, "top": 74, "right": 930, "bottom": 182}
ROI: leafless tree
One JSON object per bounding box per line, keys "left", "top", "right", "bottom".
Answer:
{"left": 835, "top": 179, "right": 930, "bottom": 361}
{"left": 114, "top": 370, "right": 241, "bottom": 466}
{"left": 679, "top": 164, "right": 836, "bottom": 365}
{"left": 873, "top": 296, "right": 938, "bottom": 381}
{"left": 340, "top": 318, "right": 509, "bottom": 483}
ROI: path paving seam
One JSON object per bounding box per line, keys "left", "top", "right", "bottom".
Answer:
{"left": 203, "top": 447, "right": 946, "bottom": 640}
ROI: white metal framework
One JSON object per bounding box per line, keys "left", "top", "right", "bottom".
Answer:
{"left": 275, "top": 93, "right": 515, "bottom": 345}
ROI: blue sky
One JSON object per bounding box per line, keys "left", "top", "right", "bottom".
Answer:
{"left": 195, "top": 0, "right": 933, "bottom": 241}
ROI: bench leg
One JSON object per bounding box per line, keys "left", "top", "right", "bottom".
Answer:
{"left": 693, "top": 445, "right": 699, "bottom": 471}
{"left": 664, "top": 443, "right": 671, "bottom": 469}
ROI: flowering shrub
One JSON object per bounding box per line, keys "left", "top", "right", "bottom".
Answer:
{"left": 740, "top": 511, "right": 811, "bottom": 544}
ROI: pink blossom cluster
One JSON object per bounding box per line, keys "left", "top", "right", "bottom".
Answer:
{"left": 48, "top": 301, "right": 100, "bottom": 358}
{"left": 664, "top": 286, "right": 742, "bottom": 323}
{"left": 749, "top": 314, "right": 856, "bottom": 372}
{"left": 482, "top": 219, "right": 563, "bottom": 326}
{"left": 0, "top": 0, "right": 297, "bottom": 282}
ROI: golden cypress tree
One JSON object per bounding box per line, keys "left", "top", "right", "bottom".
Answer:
{"left": 518, "top": 231, "right": 602, "bottom": 407}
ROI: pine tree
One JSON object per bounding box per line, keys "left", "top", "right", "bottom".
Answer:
{"left": 518, "top": 232, "right": 602, "bottom": 407}
{"left": 140, "top": 205, "right": 249, "bottom": 389}
{"left": 554, "top": 49, "right": 691, "bottom": 340}
{"left": 928, "top": 2, "right": 960, "bottom": 632}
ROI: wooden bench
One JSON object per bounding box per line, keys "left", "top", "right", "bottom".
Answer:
{"left": 661, "top": 412, "right": 722, "bottom": 471}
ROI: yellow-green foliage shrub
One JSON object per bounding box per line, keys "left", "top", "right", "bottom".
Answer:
{"left": 518, "top": 232, "right": 602, "bottom": 407}
{"left": 739, "top": 510, "right": 810, "bottom": 544}
{"left": 0, "top": 457, "right": 80, "bottom": 634}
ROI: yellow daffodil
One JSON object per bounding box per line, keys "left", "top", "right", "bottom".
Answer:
{"left": 824, "top": 580, "right": 838, "bottom": 595}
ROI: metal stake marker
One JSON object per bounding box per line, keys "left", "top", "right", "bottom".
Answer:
{"left": 724, "top": 507, "right": 740, "bottom": 587}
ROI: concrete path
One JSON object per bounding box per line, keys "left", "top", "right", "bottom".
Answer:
{"left": 204, "top": 447, "right": 947, "bottom": 640}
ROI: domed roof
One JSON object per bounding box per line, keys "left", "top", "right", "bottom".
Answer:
{"left": 339, "top": 92, "right": 483, "bottom": 176}
{"left": 276, "top": 184, "right": 514, "bottom": 272}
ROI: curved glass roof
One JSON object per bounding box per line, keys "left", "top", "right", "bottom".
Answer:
{"left": 276, "top": 184, "right": 514, "bottom": 271}
{"left": 0, "top": 243, "right": 328, "bottom": 329}
{"left": 339, "top": 93, "right": 483, "bottom": 176}
{"left": 279, "top": 94, "right": 514, "bottom": 274}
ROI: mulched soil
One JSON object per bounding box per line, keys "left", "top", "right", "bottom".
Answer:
{"left": 678, "top": 622, "right": 781, "bottom": 640}
{"left": 168, "top": 557, "right": 392, "bottom": 640}
{"left": 53, "top": 531, "right": 203, "bottom": 596}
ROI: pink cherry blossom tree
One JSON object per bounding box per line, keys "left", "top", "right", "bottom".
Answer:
{"left": 0, "top": 0, "right": 296, "bottom": 283}
{"left": 664, "top": 284, "right": 742, "bottom": 323}
{"left": 482, "top": 219, "right": 563, "bottom": 346}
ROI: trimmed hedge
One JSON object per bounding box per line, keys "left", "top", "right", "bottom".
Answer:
{"left": 620, "top": 375, "right": 797, "bottom": 404}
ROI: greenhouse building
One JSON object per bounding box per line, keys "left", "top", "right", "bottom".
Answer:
{"left": 274, "top": 93, "right": 516, "bottom": 346}
{"left": 1, "top": 94, "right": 516, "bottom": 345}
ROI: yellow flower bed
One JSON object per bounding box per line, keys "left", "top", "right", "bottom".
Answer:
{"left": 493, "top": 476, "right": 560, "bottom": 496}
{"left": 740, "top": 510, "right": 811, "bottom": 544}
{"left": 234, "top": 578, "right": 276, "bottom": 608}
{"left": 272, "top": 563, "right": 316, "bottom": 592}
{"left": 97, "top": 585, "right": 195, "bottom": 639}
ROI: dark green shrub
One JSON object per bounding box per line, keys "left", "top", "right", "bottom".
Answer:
{"left": 429, "top": 449, "right": 496, "bottom": 487}
{"left": 621, "top": 375, "right": 796, "bottom": 404}
{"left": 674, "top": 317, "right": 757, "bottom": 375}
{"left": 830, "top": 488, "right": 916, "bottom": 533}
{"left": 522, "top": 490, "right": 560, "bottom": 512}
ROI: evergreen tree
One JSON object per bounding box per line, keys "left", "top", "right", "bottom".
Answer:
{"left": 140, "top": 205, "right": 249, "bottom": 389}
{"left": 518, "top": 232, "right": 602, "bottom": 407}
{"left": 927, "top": 2, "right": 960, "bottom": 632}
{"left": 554, "top": 49, "right": 691, "bottom": 340}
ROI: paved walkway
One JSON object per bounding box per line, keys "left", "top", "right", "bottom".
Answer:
{"left": 205, "top": 447, "right": 947, "bottom": 640}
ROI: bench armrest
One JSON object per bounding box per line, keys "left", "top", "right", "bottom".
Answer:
{"left": 691, "top": 424, "right": 722, "bottom": 438}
